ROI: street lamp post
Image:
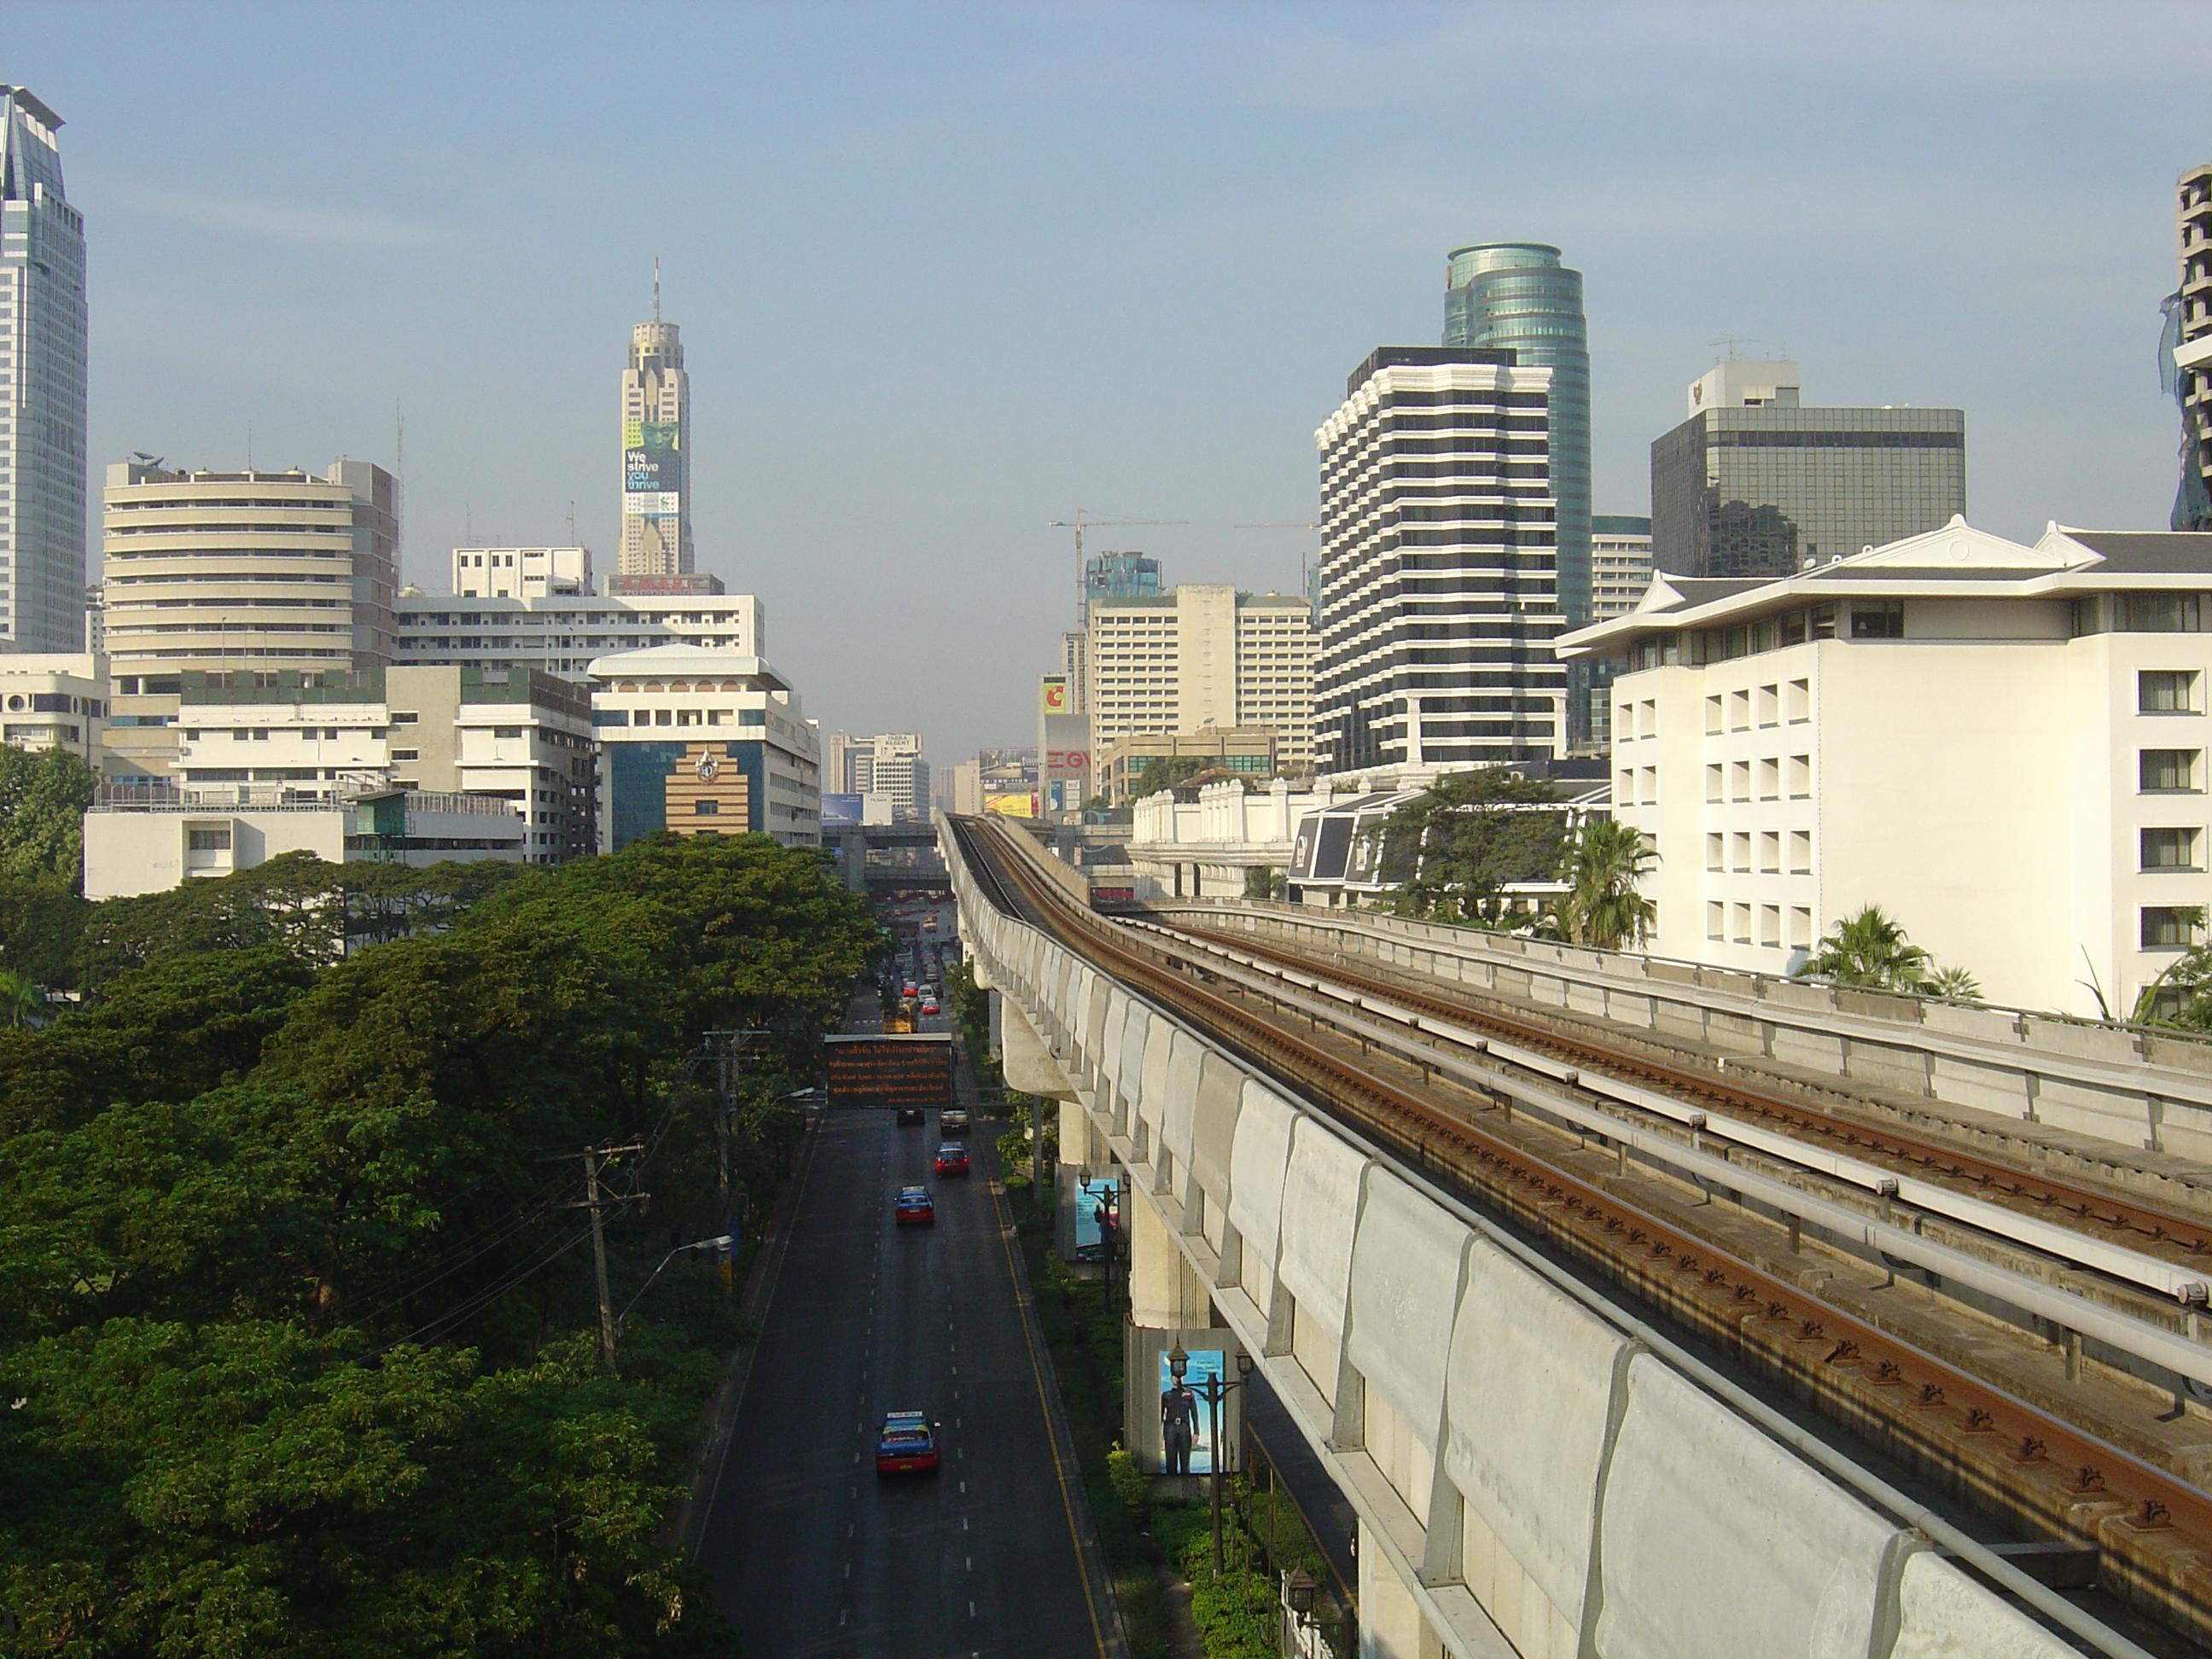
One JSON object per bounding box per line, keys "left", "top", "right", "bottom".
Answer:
{"left": 1168, "top": 1345, "right": 1255, "bottom": 1579}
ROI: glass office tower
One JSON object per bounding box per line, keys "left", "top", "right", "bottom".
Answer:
{"left": 1444, "top": 244, "right": 1589, "bottom": 621}
{"left": 1650, "top": 364, "right": 1965, "bottom": 579}
{"left": 0, "top": 86, "right": 87, "bottom": 654}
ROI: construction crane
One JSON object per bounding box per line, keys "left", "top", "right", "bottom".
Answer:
{"left": 1049, "top": 510, "right": 1188, "bottom": 626}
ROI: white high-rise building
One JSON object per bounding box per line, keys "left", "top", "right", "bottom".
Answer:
{"left": 393, "top": 589, "right": 763, "bottom": 684}
{"left": 620, "top": 302, "right": 691, "bottom": 579}
{"left": 1086, "top": 584, "right": 1315, "bottom": 768}
{"left": 0, "top": 87, "right": 88, "bottom": 655}
{"left": 1315, "top": 346, "right": 1563, "bottom": 783}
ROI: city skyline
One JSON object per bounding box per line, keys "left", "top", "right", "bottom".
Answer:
{"left": 8, "top": 3, "right": 2210, "bottom": 760}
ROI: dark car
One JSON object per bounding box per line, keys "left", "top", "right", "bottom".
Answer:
{"left": 934, "top": 1144, "right": 970, "bottom": 1177}
{"left": 895, "top": 1106, "right": 925, "bottom": 1126}
{"left": 895, "top": 1185, "right": 934, "bottom": 1225}
{"left": 876, "top": 1411, "right": 940, "bottom": 1474}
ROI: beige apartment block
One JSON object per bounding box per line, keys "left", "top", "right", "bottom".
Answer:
{"left": 1559, "top": 516, "right": 2212, "bottom": 1019}
{"left": 99, "top": 459, "right": 398, "bottom": 779}
{"left": 1086, "top": 584, "right": 1314, "bottom": 771}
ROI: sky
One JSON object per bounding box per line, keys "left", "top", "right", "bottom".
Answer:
{"left": 12, "top": 0, "right": 2212, "bottom": 762}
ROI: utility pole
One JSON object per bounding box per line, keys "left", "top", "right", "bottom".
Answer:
{"left": 545, "top": 1141, "right": 648, "bottom": 1372}
{"left": 701, "top": 1028, "right": 768, "bottom": 1285}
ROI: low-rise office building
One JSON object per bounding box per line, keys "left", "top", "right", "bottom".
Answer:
{"left": 167, "top": 665, "right": 597, "bottom": 862}
{"left": 1558, "top": 516, "right": 2212, "bottom": 1017}
{"left": 395, "top": 589, "right": 765, "bottom": 684}
{"left": 83, "top": 782, "right": 527, "bottom": 900}
{"left": 0, "top": 651, "right": 105, "bottom": 764}
{"left": 1097, "top": 727, "right": 1278, "bottom": 802}
{"left": 586, "top": 645, "right": 820, "bottom": 848}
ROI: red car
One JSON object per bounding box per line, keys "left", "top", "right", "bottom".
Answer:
{"left": 895, "top": 1185, "right": 934, "bottom": 1224}
{"left": 934, "top": 1144, "right": 969, "bottom": 1177}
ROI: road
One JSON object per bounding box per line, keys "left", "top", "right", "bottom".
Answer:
{"left": 699, "top": 1068, "right": 1108, "bottom": 1654}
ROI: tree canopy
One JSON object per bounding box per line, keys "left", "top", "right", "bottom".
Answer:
{"left": 0, "top": 746, "right": 99, "bottom": 886}
{"left": 1373, "top": 767, "right": 1566, "bottom": 923}
{"left": 0, "top": 831, "right": 880, "bottom": 1656}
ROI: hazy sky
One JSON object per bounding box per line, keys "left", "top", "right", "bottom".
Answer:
{"left": 13, "top": 1, "right": 2212, "bottom": 760}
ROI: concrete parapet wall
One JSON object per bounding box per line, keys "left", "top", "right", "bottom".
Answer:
{"left": 1153, "top": 899, "right": 2212, "bottom": 1185}
{"left": 948, "top": 841, "right": 2084, "bottom": 1659}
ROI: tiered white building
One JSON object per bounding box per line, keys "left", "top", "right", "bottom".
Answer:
{"left": 1559, "top": 517, "right": 2212, "bottom": 1018}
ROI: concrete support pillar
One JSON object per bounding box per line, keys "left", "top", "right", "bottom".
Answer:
{"left": 1127, "top": 1189, "right": 1213, "bottom": 1329}
{"left": 1358, "top": 1517, "right": 1445, "bottom": 1659}
{"left": 1058, "top": 1099, "right": 1106, "bottom": 1168}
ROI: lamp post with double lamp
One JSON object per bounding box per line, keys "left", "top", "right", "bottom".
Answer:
{"left": 1167, "top": 1345, "right": 1254, "bottom": 1578}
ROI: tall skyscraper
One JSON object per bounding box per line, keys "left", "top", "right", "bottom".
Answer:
{"left": 1650, "top": 361, "right": 1965, "bottom": 579}
{"left": 1444, "top": 244, "right": 1588, "bottom": 622}
{"left": 1314, "top": 346, "right": 1563, "bottom": 778}
{"left": 0, "top": 87, "right": 88, "bottom": 655}
{"left": 620, "top": 282, "right": 691, "bottom": 579}
{"left": 2166, "top": 161, "right": 2212, "bottom": 531}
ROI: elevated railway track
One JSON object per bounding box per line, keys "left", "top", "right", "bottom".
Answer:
{"left": 949, "top": 813, "right": 2212, "bottom": 1655}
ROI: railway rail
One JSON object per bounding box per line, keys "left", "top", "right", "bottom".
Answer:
{"left": 949, "top": 814, "right": 2212, "bottom": 1653}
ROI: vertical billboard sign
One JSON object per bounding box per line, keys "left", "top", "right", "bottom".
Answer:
{"left": 1158, "top": 1349, "right": 1224, "bottom": 1476}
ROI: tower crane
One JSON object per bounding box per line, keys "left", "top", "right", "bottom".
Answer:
{"left": 1049, "top": 510, "right": 1188, "bottom": 625}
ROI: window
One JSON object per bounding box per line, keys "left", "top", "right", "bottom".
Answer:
{"left": 1730, "top": 689, "right": 1751, "bottom": 731}
{"left": 1789, "top": 830, "right": 1813, "bottom": 874}
{"left": 1759, "top": 831, "right": 1781, "bottom": 873}
{"left": 2142, "top": 749, "right": 2202, "bottom": 792}
{"left": 391, "top": 711, "right": 419, "bottom": 725}
{"left": 2120, "top": 593, "right": 2205, "bottom": 633}
{"left": 493, "top": 726, "right": 523, "bottom": 739}
{"left": 1707, "top": 901, "right": 1725, "bottom": 940}
{"left": 2143, "top": 827, "right": 2202, "bottom": 870}
{"left": 2142, "top": 905, "right": 2205, "bottom": 949}
{"left": 1706, "top": 833, "right": 1724, "bottom": 871}
{"left": 391, "top": 748, "right": 420, "bottom": 762}
{"left": 1639, "top": 699, "right": 1656, "bottom": 738}
{"left": 1618, "top": 768, "right": 1634, "bottom": 803}
{"left": 1705, "top": 763, "right": 1723, "bottom": 803}
{"left": 1761, "top": 904, "right": 1782, "bottom": 946}
{"left": 694, "top": 800, "right": 719, "bottom": 815}
{"left": 1730, "top": 760, "right": 1751, "bottom": 801}
{"left": 1703, "top": 695, "right": 1722, "bottom": 735}
{"left": 1640, "top": 766, "right": 1658, "bottom": 805}
{"left": 2141, "top": 670, "right": 2200, "bottom": 713}
{"left": 187, "top": 827, "right": 230, "bottom": 852}
{"left": 1732, "top": 902, "right": 1752, "bottom": 944}
{"left": 1790, "top": 906, "right": 1813, "bottom": 949}
{"left": 1758, "top": 758, "right": 1779, "bottom": 800}
{"left": 1732, "top": 831, "right": 1751, "bottom": 872}
{"left": 1756, "top": 684, "right": 1778, "bottom": 727}
{"left": 1787, "top": 754, "right": 1811, "bottom": 798}
{"left": 1850, "top": 602, "right": 1905, "bottom": 639}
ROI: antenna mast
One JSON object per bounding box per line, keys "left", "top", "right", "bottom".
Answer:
{"left": 653, "top": 257, "right": 661, "bottom": 323}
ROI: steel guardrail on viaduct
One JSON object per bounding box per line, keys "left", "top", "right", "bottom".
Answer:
{"left": 943, "top": 815, "right": 2151, "bottom": 1659}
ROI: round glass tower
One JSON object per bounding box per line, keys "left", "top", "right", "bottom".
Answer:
{"left": 1444, "top": 243, "right": 1591, "bottom": 626}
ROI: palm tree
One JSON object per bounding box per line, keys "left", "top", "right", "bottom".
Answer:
{"left": 1922, "top": 964, "right": 1983, "bottom": 1004}
{"left": 1802, "top": 905, "right": 1933, "bottom": 991}
{"left": 1554, "top": 818, "right": 1658, "bottom": 950}
{"left": 0, "top": 969, "right": 42, "bottom": 1030}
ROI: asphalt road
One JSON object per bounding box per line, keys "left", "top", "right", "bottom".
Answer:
{"left": 700, "top": 1102, "right": 1109, "bottom": 1657}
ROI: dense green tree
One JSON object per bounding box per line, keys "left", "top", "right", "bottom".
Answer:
{"left": 1128, "top": 755, "right": 1214, "bottom": 801}
{"left": 0, "top": 833, "right": 884, "bottom": 1656}
{"left": 1374, "top": 767, "right": 1565, "bottom": 922}
{"left": 0, "top": 747, "right": 99, "bottom": 886}
{"left": 1801, "top": 905, "right": 1960, "bottom": 993}
{"left": 0, "top": 874, "right": 90, "bottom": 990}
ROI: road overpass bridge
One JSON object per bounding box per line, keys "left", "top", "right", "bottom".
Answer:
{"left": 944, "top": 812, "right": 2212, "bottom": 1659}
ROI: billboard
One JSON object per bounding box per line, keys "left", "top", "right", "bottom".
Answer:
{"left": 821, "top": 793, "right": 864, "bottom": 827}
{"left": 984, "top": 793, "right": 1035, "bottom": 818}
{"left": 824, "top": 1033, "right": 954, "bottom": 1107}
{"left": 1158, "top": 1349, "right": 1225, "bottom": 1476}
{"left": 623, "top": 492, "right": 683, "bottom": 518}
{"left": 1039, "top": 675, "right": 1068, "bottom": 714}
